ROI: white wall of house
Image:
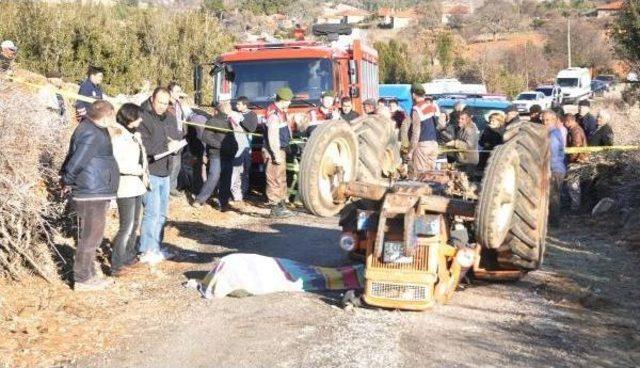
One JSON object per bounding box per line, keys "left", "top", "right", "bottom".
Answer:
{"left": 345, "top": 15, "right": 367, "bottom": 24}
{"left": 392, "top": 17, "right": 411, "bottom": 29}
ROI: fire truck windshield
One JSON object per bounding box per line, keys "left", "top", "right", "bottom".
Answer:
{"left": 220, "top": 58, "right": 333, "bottom": 106}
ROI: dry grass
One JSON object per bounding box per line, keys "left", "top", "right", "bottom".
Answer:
{"left": 0, "top": 80, "right": 71, "bottom": 282}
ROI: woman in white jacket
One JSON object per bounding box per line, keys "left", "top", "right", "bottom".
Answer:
{"left": 109, "top": 103, "right": 149, "bottom": 276}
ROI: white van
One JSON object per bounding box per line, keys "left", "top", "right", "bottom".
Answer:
{"left": 555, "top": 68, "right": 591, "bottom": 104}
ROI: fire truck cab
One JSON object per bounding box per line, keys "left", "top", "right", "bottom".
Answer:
{"left": 194, "top": 35, "right": 379, "bottom": 118}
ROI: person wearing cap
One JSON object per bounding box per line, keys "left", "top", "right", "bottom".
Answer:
{"left": 575, "top": 100, "right": 597, "bottom": 139}
{"left": 76, "top": 65, "right": 105, "bottom": 118}
{"left": 529, "top": 104, "right": 543, "bottom": 124}
{"left": 38, "top": 71, "right": 67, "bottom": 121}
{"left": 363, "top": 99, "right": 377, "bottom": 115}
{"left": 264, "top": 87, "right": 294, "bottom": 218}
{"left": 408, "top": 83, "right": 439, "bottom": 175}
{"left": 308, "top": 90, "right": 339, "bottom": 133}
{"left": 504, "top": 104, "right": 521, "bottom": 127}
{"left": 0, "top": 40, "right": 17, "bottom": 74}
{"left": 588, "top": 109, "right": 614, "bottom": 147}
{"left": 340, "top": 97, "right": 360, "bottom": 123}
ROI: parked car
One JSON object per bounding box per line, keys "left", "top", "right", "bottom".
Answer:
{"left": 535, "top": 85, "right": 563, "bottom": 108}
{"left": 512, "top": 91, "right": 550, "bottom": 114}
{"left": 594, "top": 74, "right": 618, "bottom": 89}
{"left": 591, "top": 80, "right": 608, "bottom": 97}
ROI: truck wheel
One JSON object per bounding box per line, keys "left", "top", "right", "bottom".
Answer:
{"left": 476, "top": 122, "right": 550, "bottom": 271}
{"left": 352, "top": 115, "right": 402, "bottom": 183}
{"left": 299, "top": 121, "right": 358, "bottom": 217}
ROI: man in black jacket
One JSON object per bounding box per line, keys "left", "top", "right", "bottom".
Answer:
{"left": 193, "top": 105, "right": 231, "bottom": 208}
{"left": 589, "top": 109, "right": 615, "bottom": 146}
{"left": 138, "top": 87, "right": 182, "bottom": 265}
{"left": 60, "top": 100, "right": 119, "bottom": 291}
{"left": 576, "top": 100, "right": 597, "bottom": 139}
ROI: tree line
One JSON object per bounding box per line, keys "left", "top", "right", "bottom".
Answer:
{"left": 0, "top": 0, "right": 234, "bottom": 95}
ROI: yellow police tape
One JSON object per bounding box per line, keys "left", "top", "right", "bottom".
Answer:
{"left": 5, "top": 76, "right": 639, "bottom": 155}
{"left": 438, "top": 145, "right": 639, "bottom": 154}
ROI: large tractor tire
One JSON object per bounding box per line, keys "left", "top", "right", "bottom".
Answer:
{"left": 300, "top": 115, "right": 402, "bottom": 217}
{"left": 475, "top": 122, "right": 550, "bottom": 271}
{"left": 299, "top": 121, "right": 358, "bottom": 217}
{"left": 352, "top": 115, "right": 402, "bottom": 183}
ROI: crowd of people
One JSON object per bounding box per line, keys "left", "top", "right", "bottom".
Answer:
{"left": 1, "top": 35, "right": 617, "bottom": 290}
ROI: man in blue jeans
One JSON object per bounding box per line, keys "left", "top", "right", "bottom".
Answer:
{"left": 138, "top": 87, "right": 182, "bottom": 264}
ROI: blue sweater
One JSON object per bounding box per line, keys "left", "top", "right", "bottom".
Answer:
{"left": 549, "top": 129, "right": 566, "bottom": 176}
{"left": 76, "top": 79, "right": 103, "bottom": 114}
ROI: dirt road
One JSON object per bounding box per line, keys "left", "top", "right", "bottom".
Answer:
{"left": 75, "top": 205, "right": 640, "bottom": 368}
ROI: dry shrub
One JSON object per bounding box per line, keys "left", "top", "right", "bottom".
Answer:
{"left": 0, "top": 82, "right": 70, "bottom": 282}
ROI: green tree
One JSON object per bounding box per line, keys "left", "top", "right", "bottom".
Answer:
{"left": 0, "top": 1, "right": 233, "bottom": 96}
{"left": 375, "top": 39, "right": 430, "bottom": 84}
{"left": 436, "top": 31, "right": 454, "bottom": 76}
{"left": 239, "top": 0, "right": 294, "bottom": 15}
{"left": 614, "top": 0, "right": 640, "bottom": 104}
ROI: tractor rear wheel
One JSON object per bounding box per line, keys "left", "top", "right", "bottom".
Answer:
{"left": 299, "top": 121, "right": 358, "bottom": 217}
{"left": 352, "top": 115, "right": 402, "bottom": 183}
{"left": 476, "top": 122, "right": 550, "bottom": 271}
{"left": 300, "top": 116, "right": 402, "bottom": 217}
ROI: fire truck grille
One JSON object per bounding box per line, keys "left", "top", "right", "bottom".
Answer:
{"left": 370, "top": 282, "right": 428, "bottom": 301}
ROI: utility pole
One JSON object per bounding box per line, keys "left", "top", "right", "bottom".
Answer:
{"left": 524, "top": 42, "right": 529, "bottom": 88}
{"left": 567, "top": 18, "right": 572, "bottom": 68}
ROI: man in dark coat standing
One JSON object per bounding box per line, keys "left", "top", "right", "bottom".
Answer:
{"left": 60, "top": 100, "right": 119, "bottom": 291}
{"left": 137, "top": 87, "right": 182, "bottom": 265}
{"left": 576, "top": 100, "right": 597, "bottom": 139}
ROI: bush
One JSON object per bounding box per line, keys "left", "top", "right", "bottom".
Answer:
{"left": 0, "top": 1, "right": 234, "bottom": 96}
{"left": 374, "top": 39, "right": 431, "bottom": 84}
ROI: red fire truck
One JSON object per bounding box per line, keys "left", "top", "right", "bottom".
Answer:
{"left": 193, "top": 30, "right": 383, "bottom": 196}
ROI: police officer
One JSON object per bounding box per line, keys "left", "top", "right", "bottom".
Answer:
{"left": 407, "top": 83, "right": 439, "bottom": 176}
{"left": 76, "top": 66, "right": 105, "bottom": 118}
{"left": 264, "top": 87, "right": 294, "bottom": 218}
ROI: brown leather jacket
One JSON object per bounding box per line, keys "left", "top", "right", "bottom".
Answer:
{"left": 566, "top": 124, "right": 588, "bottom": 163}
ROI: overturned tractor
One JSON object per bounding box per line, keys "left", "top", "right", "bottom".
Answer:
{"left": 298, "top": 116, "right": 550, "bottom": 310}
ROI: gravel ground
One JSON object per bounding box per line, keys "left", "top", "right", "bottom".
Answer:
{"left": 75, "top": 205, "right": 640, "bottom": 368}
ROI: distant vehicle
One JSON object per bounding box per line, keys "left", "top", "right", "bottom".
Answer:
{"left": 591, "top": 80, "right": 608, "bottom": 97}
{"left": 594, "top": 74, "right": 618, "bottom": 89}
{"left": 423, "top": 78, "right": 487, "bottom": 96}
{"left": 512, "top": 91, "right": 550, "bottom": 114}
{"left": 535, "top": 85, "right": 563, "bottom": 108}
{"left": 437, "top": 98, "right": 511, "bottom": 132}
{"left": 556, "top": 67, "right": 591, "bottom": 104}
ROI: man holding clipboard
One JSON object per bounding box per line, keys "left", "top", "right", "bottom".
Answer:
{"left": 137, "top": 87, "right": 185, "bottom": 265}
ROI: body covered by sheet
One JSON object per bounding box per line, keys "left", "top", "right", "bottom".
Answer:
{"left": 198, "top": 253, "right": 364, "bottom": 299}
